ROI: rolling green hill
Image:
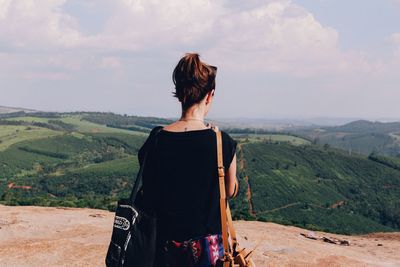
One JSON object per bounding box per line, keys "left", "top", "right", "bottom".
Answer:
{"left": 232, "top": 140, "right": 400, "bottom": 234}
{"left": 1, "top": 112, "right": 399, "bottom": 234}
{"left": 290, "top": 120, "right": 400, "bottom": 157}
{"left": 0, "top": 125, "right": 62, "bottom": 151}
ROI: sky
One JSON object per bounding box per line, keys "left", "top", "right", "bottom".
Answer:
{"left": 1, "top": 0, "right": 400, "bottom": 120}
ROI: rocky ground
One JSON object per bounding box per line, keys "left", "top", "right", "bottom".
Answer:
{"left": 1, "top": 205, "right": 399, "bottom": 267}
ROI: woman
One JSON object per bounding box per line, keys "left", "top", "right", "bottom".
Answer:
{"left": 138, "top": 53, "right": 238, "bottom": 267}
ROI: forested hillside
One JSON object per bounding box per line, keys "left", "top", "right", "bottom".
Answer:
{"left": 232, "top": 140, "right": 400, "bottom": 234}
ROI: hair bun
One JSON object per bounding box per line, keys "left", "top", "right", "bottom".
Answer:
{"left": 172, "top": 53, "right": 217, "bottom": 110}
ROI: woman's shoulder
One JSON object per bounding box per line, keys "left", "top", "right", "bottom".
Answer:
{"left": 148, "top": 125, "right": 164, "bottom": 138}
{"left": 150, "top": 125, "right": 164, "bottom": 135}
{"left": 138, "top": 126, "right": 163, "bottom": 163}
{"left": 218, "top": 130, "right": 237, "bottom": 169}
{"left": 144, "top": 126, "right": 164, "bottom": 144}
{"left": 220, "top": 130, "right": 237, "bottom": 146}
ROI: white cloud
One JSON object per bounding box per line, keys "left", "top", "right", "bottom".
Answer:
{"left": 83, "top": 0, "right": 224, "bottom": 51}
{"left": 0, "top": 0, "right": 386, "bottom": 79}
{"left": 0, "top": 0, "right": 12, "bottom": 19}
{"left": 23, "top": 71, "right": 70, "bottom": 80}
{"left": 204, "top": 1, "right": 379, "bottom": 76}
{"left": 99, "top": 57, "right": 122, "bottom": 69}
{"left": 0, "top": 0, "right": 399, "bottom": 119}
{"left": 388, "top": 32, "right": 400, "bottom": 44}
{"left": 0, "top": 0, "right": 82, "bottom": 48}
{"left": 83, "top": 0, "right": 376, "bottom": 76}
{"left": 387, "top": 32, "right": 400, "bottom": 62}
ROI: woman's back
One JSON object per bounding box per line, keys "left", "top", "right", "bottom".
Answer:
{"left": 134, "top": 53, "right": 240, "bottom": 266}
{"left": 139, "top": 126, "right": 237, "bottom": 241}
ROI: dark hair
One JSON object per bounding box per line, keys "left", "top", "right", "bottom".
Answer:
{"left": 172, "top": 53, "right": 217, "bottom": 111}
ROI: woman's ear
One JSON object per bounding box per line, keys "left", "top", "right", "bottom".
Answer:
{"left": 205, "top": 89, "right": 214, "bottom": 104}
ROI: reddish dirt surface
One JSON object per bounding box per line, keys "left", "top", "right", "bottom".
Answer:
{"left": 7, "top": 183, "right": 32, "bottom": 190}
{"left": 238, "top": 144, "right": 255, "bottom": 215}
{"left": 0, "top": 205, "right": 399, "bottom": 266}
{"left": 330, "top": 200, "right": 346, "bottom": 209}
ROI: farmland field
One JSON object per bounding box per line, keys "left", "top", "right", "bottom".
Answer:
{"left": 232, "top": 133, "right": 311, "bottom": 146}
{"left": 6, "top": 115, "right": 146, "bottom": 135}
{"left": 0, "top": 125, "right": 61, "bottom": 151}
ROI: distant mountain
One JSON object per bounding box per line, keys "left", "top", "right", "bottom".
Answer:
{"left": 288, "top": 120, "right": 400, "bottom": 157}
{"left": 211, "top": 116, "right": 399, "bottom": 129}
{"left": 207, "top": 117, "right": 364, "bottom": 130}
{"left": 326, "top": 120, "right": 400, "bottom": 134}
{"left": 0, "top": 105, "right": 37, "bottom": 114}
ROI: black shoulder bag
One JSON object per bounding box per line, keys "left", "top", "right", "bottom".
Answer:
{"left": 105, "top": 127, "right": 163, "bottom": 267}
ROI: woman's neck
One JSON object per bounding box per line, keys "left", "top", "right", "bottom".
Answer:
{"left": 180, "top": 107, "right": 205, "bottom": 121}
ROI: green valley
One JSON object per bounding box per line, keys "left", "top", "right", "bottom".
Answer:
{"left": 1, "top": 111, "right": 399, "bottom": 235}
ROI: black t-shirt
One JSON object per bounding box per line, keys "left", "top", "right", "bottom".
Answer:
{"left": 138, "top": 126, "right": 237, "bottom": 242}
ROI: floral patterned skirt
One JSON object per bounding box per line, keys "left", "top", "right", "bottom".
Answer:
{"left": 162, "top": 234, "right": 224, "bottom": 267}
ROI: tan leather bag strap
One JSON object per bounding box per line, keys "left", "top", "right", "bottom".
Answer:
{"left": 226, "top": 203, "right": 238, "bottom": 250}
{"left": 215, "top": 130, "right": 239, "bottom": 247}
{"left": 215, "top": 129, "right": 257, "bottom": 267}
{"left": 215, "top": 130, "right": 231, "bottom": 267}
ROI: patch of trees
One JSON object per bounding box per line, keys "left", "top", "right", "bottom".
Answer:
{"left": 106, "top": 124, "right": 150, "bottom": 133}
{"left": 0, "top": 111, "right": 26, "bottom": 119}
{"left": 47, "top": 120, "right": 76, "bottom": 131}
{"left": 81, "top": 112, "right": 172, "bottom": 129}
{"left": 225, "top": 127, "right": 312, "bottom": 141}
{"left": 0, "top": 119, "right": 76, "bottom": 132}
{"left": 368, "top": 152, "right": 400, "bottom": 171}
{"left": 18, "top": 146, "right": 69, "bottom": 159}
{"left": 28, "top": 112, "right": 62, "bottom": 118}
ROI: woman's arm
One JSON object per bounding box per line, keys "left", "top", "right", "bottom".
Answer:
{"left": 209, "top": 124, "right": 238, "bottom": 198}
{"left": 225, "top": 153, "right": 238, "bottom": 198}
